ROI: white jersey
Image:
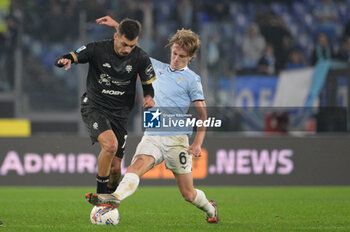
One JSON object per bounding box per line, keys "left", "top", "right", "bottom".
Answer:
{"left": 145, "top": 58, "right": 205, "bottom": 136}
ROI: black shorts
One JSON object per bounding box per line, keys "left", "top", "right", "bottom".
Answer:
{"left": 80, "top": 94, "right": 129, "bottom": 158}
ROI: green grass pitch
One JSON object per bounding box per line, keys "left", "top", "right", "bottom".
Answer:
{"left": 1, "top": 186, "right": 350, "bottom": 231}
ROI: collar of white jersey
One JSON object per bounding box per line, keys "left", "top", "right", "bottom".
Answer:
{"left": 168, "top": 65, "right": 189, "bottom": 72}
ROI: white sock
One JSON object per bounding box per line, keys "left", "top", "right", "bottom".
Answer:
{"left": 191, "top": 189, "right": 215, "bottom": 217}
{"left": 112, "top": 173, "right": 140, "bottom": 201}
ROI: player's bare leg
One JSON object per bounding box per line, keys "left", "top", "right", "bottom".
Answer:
{"left": 97, "top": 130, "right": 118, "bottom": 176}
{"left": 175, "top": 172, "right": 218, "bottom": 223}
{"left": 125, "top": 154, "right": 155, "bottom": 177}
{"left": 107, "top": 156, "right": 122, "bottom": 193}
{"left": 94, "top": 130, "right": 118, "bottom": 194}
{"left": 86, "top": 131, "right": 120, "bottom": 206}
{"left": 86, "top": 154, "right": 155, "bottom": 207}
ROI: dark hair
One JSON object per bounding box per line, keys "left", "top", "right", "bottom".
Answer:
{"left": 118, "top": 18, "right": 142, "bottom": 40}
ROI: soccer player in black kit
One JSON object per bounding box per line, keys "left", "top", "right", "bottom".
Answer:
{"left": 54, "top": 18, "right": 156, "bottom": 195}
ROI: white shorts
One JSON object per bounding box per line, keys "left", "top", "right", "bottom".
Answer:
{"left": 132, "top": 134, "right": 192, "bottom": 174}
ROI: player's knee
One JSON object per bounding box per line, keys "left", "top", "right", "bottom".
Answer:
{"left": 102, "top": 142, "right": 118, "bottom": 156}
{"left": 182, "top": 190, "right": 195, "bottom": 202}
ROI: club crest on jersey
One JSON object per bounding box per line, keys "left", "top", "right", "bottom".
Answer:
{"left": 125, "top": 65, "right": 132, "bottom": 73}
{"left": 98, "top": 74, "right": 111, "bottom": 86}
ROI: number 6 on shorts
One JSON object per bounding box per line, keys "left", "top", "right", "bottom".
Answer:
{"left": 179, "top": 152, "right": 187, "bottom": 165}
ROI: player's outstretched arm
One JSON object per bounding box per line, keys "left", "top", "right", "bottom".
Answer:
{"left": 96, "top": 16, "right": 119, "bottom": 30}
{"left": 188, "top": 100, "right": 207, "bottom": 157}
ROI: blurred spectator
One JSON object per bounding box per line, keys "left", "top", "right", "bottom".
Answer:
{"left": 0, "top": 0, "right": 17, "bottom": 92}
{"left": 207, "top": 35, "right": 220, "bottom": 73}
{"left": 313, "top": 0, "right": 339, "bottom": 41}
{"left": 42, "top": 2, "right": 72, "bottom": 43}
{"left": 280, "top": 32, "right": 294, "bottom": 70}
{"left": 286, "top": 48, "right": 306, "bottom": 70}
{"left": 153, "top": 0, "right": 176, "bottom": 24}
{"left": 257, "top": 43, "right": 276, "bottom": 75}
{"left": 311, "top": 32, "right": 335, "bottom": 65}
{"left": 336, "top": 36, "right": 350, "bottom": 63}
{"left": 200, "top": 1, "right": 230, "bottom": 22}
{"left": 258, "top": 12, "right": 293, "bottom": 73}
{"left": 138, "top": 0, "right": 154, "bottom": 53}
{"left": 176, "top": 0, "right": 196, "bottom": 28}
{"left": 207, "top": 34, "right": 221, "bottom": 103}
{"left": 242, "top": 23, "right": 266, "bottom": 73}
{"left": 344, "top": 19, "right": 350, "bottom": 38}
{"left": 117, "top": 0, "right": 144, "bottom": 22}
{"left": 84, "top": 0, "right": 110, "bottom": 22}
{"left": 211, "top": 1, "right": 231, "bottom": 22}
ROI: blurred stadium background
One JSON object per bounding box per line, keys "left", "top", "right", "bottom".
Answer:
{"left": 0, "top": 0, "right": 350, "bottom": 186}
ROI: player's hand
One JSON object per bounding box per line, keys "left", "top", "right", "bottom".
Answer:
{"left": 188, "top": 143, "right": 202, "bottom": 157}
{"left": 143, "top": 95, "right": 155, "bottom": 109}
{"left": 57, "top": 58, "right": 72, "bottom": 71}
{"left": 96, "top": 16, "right": 119, "bottom": 29}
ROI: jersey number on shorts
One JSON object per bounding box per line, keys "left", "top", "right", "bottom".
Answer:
{"left": 179, "top": 152, "right": 187, "bottom": 165}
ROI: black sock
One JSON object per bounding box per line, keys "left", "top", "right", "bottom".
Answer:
{"left": 96, "top": 175, "right": 109, "bottom": 193}
{"left": 107, "top": 185, "right": 118, "bottom": 194}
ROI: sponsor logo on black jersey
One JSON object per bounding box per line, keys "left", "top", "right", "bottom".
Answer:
{"left": 111, "top": 80, "right": 131, "bottom": 86}
{"left": 101, "top": 89, "right": 125, "bottom": 96}
{"left": 99, "top": 73, "right": 131, "bottom": 87}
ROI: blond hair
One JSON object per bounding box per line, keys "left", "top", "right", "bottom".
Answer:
{"left": 166, "top": 29, "right": 200, "bottom": 58}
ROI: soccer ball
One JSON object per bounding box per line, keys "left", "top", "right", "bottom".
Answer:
{"left": 90, "top": 206, "right": 120, "bottom": 225}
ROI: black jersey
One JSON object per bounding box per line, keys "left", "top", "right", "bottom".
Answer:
{"left": 73, "top": 39, "right": 156, "bottom": 110}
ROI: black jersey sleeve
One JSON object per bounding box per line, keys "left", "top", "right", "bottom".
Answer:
{"left": 74, "top": 43, "right": 94, "bottom": 64}
{"left": 138, "top": 50, "right": 156, "bottom": 85}
{"left": 141, "top": 83, "right": 154, "bottom": 98}
{"left": 54, "top": 43, "right": 94, "bottom": 67}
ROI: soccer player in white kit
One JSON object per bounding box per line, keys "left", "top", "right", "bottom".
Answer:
{"left": 86, "top": 16, "right": 218, "bottom": 224}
